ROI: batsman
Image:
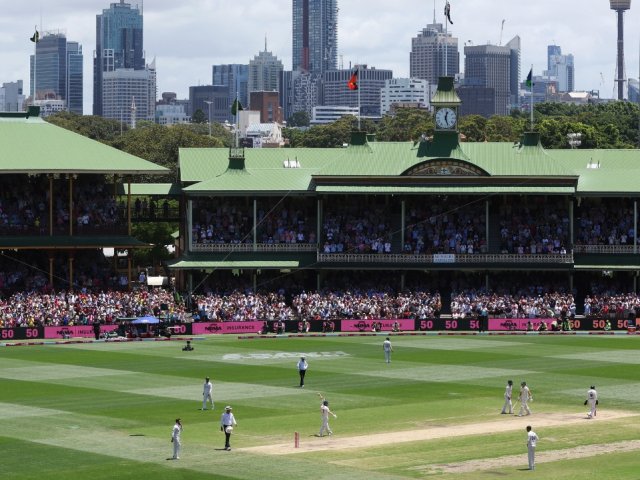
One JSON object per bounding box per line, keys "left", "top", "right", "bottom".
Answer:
{"left": 585, "top": 385, "right": 598, "bottom": 419}
{"left": 317, "top": 393, "right": 337, "bottom": 437}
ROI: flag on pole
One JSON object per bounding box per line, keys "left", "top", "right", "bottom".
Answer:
{"left": 525, "top": 68, "right": 532, "bottom": 89}
{"left": 30, "top": 27, "right": 40, "bottom": 43}
{"left": 231, "top": 98, "right": 243, "bottom": 116}
{"left": 347, "top": 69, "right": 358, "bottom": 90}
{"left": 444, "top": 1, "right": 453, "bottom": 25}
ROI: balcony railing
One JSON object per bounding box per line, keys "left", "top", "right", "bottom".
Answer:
{"left": 317, "top": 253, "right": 575, "bottom": 264}
{"left": 191, "top": 242, "right": 318, "bottom": 253}
{"left": 573, "top": 244, "right": 639, "bottom": 254}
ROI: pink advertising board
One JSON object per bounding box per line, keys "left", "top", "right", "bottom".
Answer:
{"left": 191, "top": 321, "right": 264, "bottom": 335}
{"left": 488, "top": 318, "right": 556, "bottom": 331}
{"left": 44, "top": 325, "right": 119, "bottom": 339}
{"left": 340, "top": 319, "right": 414, "bottom": 332}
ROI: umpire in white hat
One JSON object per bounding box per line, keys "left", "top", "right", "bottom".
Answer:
{"left": 220, "top": 406, "right": 237, "bottom": 450}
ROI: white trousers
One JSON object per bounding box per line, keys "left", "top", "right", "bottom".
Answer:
{"left": 384, "top": 350, "right": 391, "bottom": 363}
{"left": 519, "top": 400, "right": 531, "bottom": 416}
{"left": 319, "top": 416, "right": 332, "bottom": 436}
{"left": 173, "top": 437, "right": 181, "bottom": 459}
{"left": 588, "top": 399, "right": 597, "bottom": 417}
{"left": 527, "top": 445, "right": 535, "bottom": 469}
{"left": 203, "top": 393, "right": 214, "bottom": 410}
{"left": 501, "top": 396, "right": 512, "bottom": 414}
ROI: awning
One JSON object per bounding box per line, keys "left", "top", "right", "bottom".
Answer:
{"left": 167, "top": 259, "right": 301, "bottom": 270}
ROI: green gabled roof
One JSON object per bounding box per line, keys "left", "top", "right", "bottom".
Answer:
{"left": 180, "top": 147, "right": 338, "bottom": 193}
{"left": 551, "top": 149, "right": 640, "bottom": 195}
{"left": 0, "top": 114, "right": 168, "bottom": 175}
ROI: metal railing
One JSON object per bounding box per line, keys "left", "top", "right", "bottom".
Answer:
{"left": 573, "top": 245, "right": 638, "bottom": 254}
{"left": 317, "top": 253, "right": 575, "bottom": 264}
{"left": 191, "top": 243, "right": 318, "bottom": 253}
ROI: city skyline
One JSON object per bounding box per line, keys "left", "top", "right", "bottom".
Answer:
{"left": 2, "top": 0, "right": 640, "bottom": 115}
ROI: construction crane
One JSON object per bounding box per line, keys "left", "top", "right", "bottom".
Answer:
{"left": 499, "top": 19, "right": 505, "bottom": 45}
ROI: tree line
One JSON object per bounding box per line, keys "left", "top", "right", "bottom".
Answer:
{"left": 47, "top": 101, "right": 640, "bottom": 182}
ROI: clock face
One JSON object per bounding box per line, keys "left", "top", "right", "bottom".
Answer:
{"left": 435, "top": 107, "right": 457, "bottom": 129}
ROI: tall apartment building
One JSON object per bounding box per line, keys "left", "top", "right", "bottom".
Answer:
{"left": 410, "top": 23, "right": 459, "bottom": 85}
{"left": 322, "top": 65, "right": 393, "bottom": 117}
{"left": 280, "top": 70, "right": 322, "bottom": 121}
{"left": 248, "top": 47, "right": 284, "bottom": 94}
{"left": 188, "top": 85, "right": 231, "bottom": 124}
{"left": 212, "top": 64, "right": 249, "bottom": 111}
{"left": 545, "top": 45, "right": 574, "bottom": 93}
{"left": 380, "top": 78, "right": 431, "bottom": 115}
{"left": 292, "top": 0, "right": 338, "bottom": 74}
{"left": 0, "top": 81, "right": 25, "bottom": 112}
{"left": 94, "top": 0, "right": 144, "bottom": 116}
{"left": 29, "top": 32, "right": 83, "bottom": 114}
{"left": 463, "top": 36, "right": 520, "bottom": 116}
{"left": 102, "top": 60, "right": 156, "bottom": 127}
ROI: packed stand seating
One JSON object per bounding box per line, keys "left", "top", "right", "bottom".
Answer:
{"left": 256, "top": 198, "right": 316, "bottom": 244}
{"left": 583, "top": 280, "right": 640, "bottom": 319}
{"left": 291, "top": 289, "right": 442, "bottom": 320}
{"left": 322, "top": 198, "right": 395, "bottom": 254}
{"left": 497, "top": 199, "right": 570, "bottom": 254}
{"left": 575, "top": 198, "right": 636, "bottom": 246}
{"left": 404, "top": 197, "right": 486, "bottom": 254}
{"left": 0, "top": 288, "right": 187, "bottom": 328}
{"left": 451, "top": 288, "right": 575, "bottom": 319}
{"left": 191, "top": 290, "right": 294, "bottom": 322}
{"left": 192, "top": 199, "right": 253, "bottom": 244}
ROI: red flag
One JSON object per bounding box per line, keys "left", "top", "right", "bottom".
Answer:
{"left": 347, "top": 70, "right": 358, "bottom": 90}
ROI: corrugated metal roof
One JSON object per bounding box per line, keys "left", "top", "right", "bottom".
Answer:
{"left": 0, "top": 116, "right": 168, "bottom": 174}
{"left": 178, "top": 138, "right": 640, "bottom": 195}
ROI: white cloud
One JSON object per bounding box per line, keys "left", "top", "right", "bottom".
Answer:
{"left": 2, "top": 0, "right": 638, "bottom": 114}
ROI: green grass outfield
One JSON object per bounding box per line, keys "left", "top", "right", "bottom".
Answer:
{"left": 1, "top": 334, "right": 640, "bottom": 479}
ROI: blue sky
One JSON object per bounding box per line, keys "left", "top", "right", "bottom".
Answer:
{"left": 2, "top": 0, "right": 639, "bottom": 114}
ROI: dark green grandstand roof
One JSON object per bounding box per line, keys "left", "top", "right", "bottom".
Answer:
{"left": 179, "top": 132, "right": 640, "bottom": 196}
{"left": 0, "top": 112, "right": 168, "bottom": 175}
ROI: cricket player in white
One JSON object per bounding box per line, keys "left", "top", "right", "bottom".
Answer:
{"left": 319, "top": 399, "right": 336, "bottom": 437}
{"left": 526, "top": 425, "right": 538, "bottom": 470}
{"left": 586, "top": 385, "right": 598, "bottom": 418}
{"left": 383, "top": 337, "right": 393, "bottom": 364}
{"left": 202, "top": 377, "right": 214, "bottom": 410}
{"left": 518, "top": 381, "right": 532, "bottom": 416}
{"left": 501, "top": 380, "right": 513, "bottom": 414}
{"left": 171, "top": 418, "right": 182, "bottom": 460}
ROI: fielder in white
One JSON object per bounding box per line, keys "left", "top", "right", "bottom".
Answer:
{"left": 383, "top": 337, "right": 393, "bottom": 364}
{"left": 518, "top": 381, "right": 532, "bottom": 416}
{"left": 526, "top": 425, "right": 538, "bottom": 470}
{"left": 171, "top": 418, "right": 182, "bottom": 460}
{"left": 202, "top": 376, "right": 214, "bottom": 410}
{"left": 501, "top": 380, "right": 513, "bottom": 414}
{"left": 585, "top": 385, "right": 598, "bottom": 418}
{"left": 318, "top": 396, "right": 337, "bottom": 437}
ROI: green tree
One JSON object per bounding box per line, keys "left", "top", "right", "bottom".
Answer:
{"left": 191, "top": 108, "right": 207, "bottom": 124}
{"left": 459, "top": 115, "right": 488, "bottom": 142}
{"left": 377, "top": 108, "right": 433, "bottom": 141}
{"left": 287, "top": 111, "right": 310, "bottom": 127}
{"left": 131, "top": 221, "right": 178, "bottom": 269}
{"left": 485, "top": 116, "right": 525, "bottom": 142}
{"left": 112, "top": 123, "right": 225, "bottom": 180}
{"left": 46, "top": 111, "right": 125, "bottom": 143}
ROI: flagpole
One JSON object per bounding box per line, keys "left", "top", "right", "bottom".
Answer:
{"left": 33, "top": 25, "right": 37, "bottom": 104}
{"left": 529, "top": 64, "right": 534, "bottom": 131}
{"left": 444, "top": 2, "right": 448, "bottom": 77}
{"left": 235, "top": 92, "right": 239, "bottom": 148}
{"left": 357, "top": 67, "right": 361, "bottom": 130}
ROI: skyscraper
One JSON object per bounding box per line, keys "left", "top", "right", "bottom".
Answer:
{"left": 546, "top": 45, "right": 574, "bottom": 93}
{"left": 292, "top": 0, "right": 338, "bottom": 74}
{"left": 322, "top": 65, "right": 392, "bottom": 117}
{"left": 248, "top": 47, "right": 284, "bottom": 94}
{"left": 94, "top": 0, "right": 144, "bottom": 116}
{"left": 29, "top": 32, "right": 83, "bottom": 114}
{"left": 463, "top": 37, "right": 520, "bottom": 116}
{"left": 212, "top": 64, "right": 249, "bottom": 111}
{"left": 410, "top": 23, "right": 459, "bottom": 85}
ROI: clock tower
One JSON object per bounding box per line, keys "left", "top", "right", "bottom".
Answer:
{"left": 431, "top": 76, "right": 461, "bottom": 132}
